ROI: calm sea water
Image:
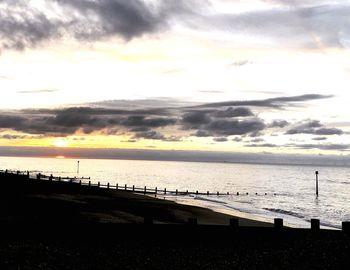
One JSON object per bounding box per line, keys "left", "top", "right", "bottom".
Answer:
{"left": 1, "top": 156, "right": 349, "bottom": 229}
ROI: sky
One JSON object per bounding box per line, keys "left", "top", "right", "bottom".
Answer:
{"left": 0, "top": 0, "right": 350, "bottom": 156}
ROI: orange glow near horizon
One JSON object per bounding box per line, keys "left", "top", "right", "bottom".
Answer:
{"left": 55, "top": 155, "right": 65, "bottom": 159}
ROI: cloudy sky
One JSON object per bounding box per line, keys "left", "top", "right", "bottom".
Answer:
{"left": 0, "top": 0, "right": 350, "bottom": 155}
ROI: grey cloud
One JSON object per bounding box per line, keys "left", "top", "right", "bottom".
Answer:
{"left": 192, "top": 130, "right": 211, "bottom": 137}
{"left": 246, "top": 143, "right": 280, "bottom": 148}
{"left": 197, "top": 90, "right": 224, "bottom": 94}
{"left": 17, "top": 89, "right": 59, "bottom": 94}
{"left": 268, "top": 120, "right": 289, "bottom": 128}
{"left": 293, "top": 143, "right": 350, "bottom": 151}
{"left": 182, "top": 111, "right": 211, "bottom": 128}
{"left": 196, "top": 94, "right": 333, "bottom": 108}
{"left": 0, "top": 115, "right": 26, "bottom": 128}
{"left": 121, "top": 115, "right": 177, "bottom": 128}
{"left": 213, "top": 137, "right": 228, "bottom": 142}
{"left": 215, "top": 107, "right": 254, "bottom": 118}
{"left": 246, "top": 142, "right": 350, "bottom": 151}
{"left": 313, "top": 137, "right": 327, "bottom": 141}
{"left": 206, "top": 3, "right": 350, "bottom": 48}
{"left": 0, "top": 134, "right": 42, "bottom": 140}
{"left": 227, "top": 60, "right": 250, "bottom": 67}
{"left": 133, "top": 130, "right": 181, "bottom": 141}
{"left": 204, "top": 119, "right": 266, "bottom": 136}
{"left": 286, "top": 120, "right": 343, "bottom": 135}
{"left": 134, "top": 130, "right": 166, "bottom": 140}
{"left": 0, "top": 95, "right": 339, "bottom": 144}
{"left": 0, "top": 0, "right": 198, "bottom": 50}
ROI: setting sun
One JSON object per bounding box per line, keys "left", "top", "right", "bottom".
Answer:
{"left": 52, "top": 139, "right": 70, "bottom": 148}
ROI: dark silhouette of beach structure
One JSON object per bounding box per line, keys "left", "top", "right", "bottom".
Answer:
{"left": 0, "top": 170, "right": 349, "bottom": 269}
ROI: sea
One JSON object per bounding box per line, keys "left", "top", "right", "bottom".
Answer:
{"left": 1, "top": 155, "right": 349, "bottom": 229}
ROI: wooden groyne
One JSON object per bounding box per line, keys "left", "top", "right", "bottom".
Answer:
{"left": 0, "top": 169, "right": 276, "bottom": 197}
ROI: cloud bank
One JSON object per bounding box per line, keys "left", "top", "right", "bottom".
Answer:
{"left": 1, "top": 1, "right": 349, "bottom": 50}
{"left": 0, "top": 94, "right": 346, "bottom": 151}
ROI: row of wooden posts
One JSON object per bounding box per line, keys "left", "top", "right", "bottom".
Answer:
{"left": 145, "top": 216, "right": 350, "bottom": 233}
{"left": 1, "top": 170, "right": 276, "bottom": 197}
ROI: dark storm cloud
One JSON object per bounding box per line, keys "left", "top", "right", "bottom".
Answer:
{"left": 196, "top": 94, "right": 332, "bottom": 108}
{"left": 286, "top": 120, "right": 343, "bottom": 135}
{"left": 0, "top": 0, "right": 198, "bottom": 50}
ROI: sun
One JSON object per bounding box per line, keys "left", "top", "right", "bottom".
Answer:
{"left": 52, "top": 139, "right": 70, "bottom": 148}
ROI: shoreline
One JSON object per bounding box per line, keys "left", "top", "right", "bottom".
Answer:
{"left": 0, "top": 171, "right": 272, "bottom": 227}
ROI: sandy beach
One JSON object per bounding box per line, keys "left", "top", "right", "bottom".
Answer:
{"left": 0, "top": 171, "right": 271, "bottom": 227}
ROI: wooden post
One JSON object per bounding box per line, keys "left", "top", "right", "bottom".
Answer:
{"left": 155, "top": 187, "right": 157, "bottom": 194}
{"left": 342, "top": 221, "right": 350, "bottom": 233}
{"left": 217, "top": 191, "right": 219, "bottom": 196}
{"left": 315, "top": 171, "right": 319, "bottom": 197}
{"left": 144, "top": 186, "right": 147, "bottom": 194}
{"left": 88, "top": 181, "right": 91, "bottom": 187}
{"left": 37, "top": 173, "right": 41, "bottom": 180}
{"left": 79, "top": 180, "right": 82, "bottom": 185}
{"left": 229, "top": 218, "right": 239, "bottom": 228}
{"left": 116, "top": 183, "right": 118, "bottom": 190}
{"left": 98, "top": 182, "right": 100, "bottom": 188}
{"left": 144, "top": 217, "right": 153, "bottom": 225}
{"left": 164, "top": 188, "right": 166, "bottom": 195}
{"left": 196, "top": 190, "right": 198, "bottom": 195}
{"left": 176, "top": 189, "right": 178, "bottom": 195}
{"left": 186, "top": 190, "right": 188, "bottom": 195}
{"left": 207, "top": 191, "right": 209, "bottom": 196}
{"left": 274, "top": 218, "right": 283, "bottom": 229}
{"left": 107, "top": 183, "right": 110, "bottom": 189}
{"left": 49, "top": 174, "right": 53, "bottom": 181}
{"left": 133, "top": 185, "right": 135, "bottom": 192}
{"left": 188, "top": 218, "right": 197, "bottom": 225}
{"left": 125, "top": 184, "right": 127, "bottom": 191}
{"left": 311, "top": 219, "right": 320, "bottom": 231}
{"left": 58, "top": 177, "right": 61, "bottom": 182}
{"left": 77, "top": 160, "right": 80, "bottom": 174}
{"left": 27, "top": 171, "right": 30, "bottom": 178}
